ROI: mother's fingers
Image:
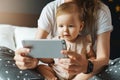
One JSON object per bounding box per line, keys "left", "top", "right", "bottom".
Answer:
{"left": 15, "top": 48, "right": 30, "bottom": 56}
{"left": 15, "top": 57, "right": 38, "bottom": 69}
{"left": 57, "top": 59, "right": 82, "bottom": 74}
{"left": 16, "top": 61, "right": 34, "bottom": 70}
{"left": 59, "top": 58, "right": 79, "bottom": 65}
{"left": 68, "top": 65, "right": 83, "bottom": 74}
{"left": 14, "top": 48, "right": 38, "bottom": 70}
{"left": 14, "top": 54, "right": 32, "bottom": 62}
{"left": 15, "top": 61, "right": 27, "bottom": 70}
{"left": 14, "top": 48, "right": 31, "bottom": 62}
{"left": 14, "top": 54, "right": 24, "bottom": 62}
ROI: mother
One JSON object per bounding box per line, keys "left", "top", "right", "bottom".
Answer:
{"left": 14, "top": 0, "right": 113, "bottom": 80}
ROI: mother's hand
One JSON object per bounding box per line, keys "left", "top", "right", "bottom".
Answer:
{"left": 14, "top": 48, "right": 38, "bottom": 70}
{"left": 59, "top": 50, "right": 88, "bottom": 75}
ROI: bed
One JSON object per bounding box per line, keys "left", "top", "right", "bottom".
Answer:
{"left": 0, "top": 4, "right": 120, "bottom": 80}
{"left": 1, "top": 25, "right": 120, "bottom": 80}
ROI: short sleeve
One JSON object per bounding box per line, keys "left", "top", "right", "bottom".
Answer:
{"left": 38, "top": 1, "right": 55, "bottom": 33}
{"left": 97, "top": 4, "right": 113, "bottom": 34}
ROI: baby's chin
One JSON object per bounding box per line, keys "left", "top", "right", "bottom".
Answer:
{"left": 64, "top": 38, "right": 76, "bottom": 43}
{"left": 59, "top": 36, "right": 75, "bottom": 42}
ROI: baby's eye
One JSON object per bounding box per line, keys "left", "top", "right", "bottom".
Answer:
{"left": 68, "top": 25, "right": 74, "bottom": 27}
{"left": 58, "top": 25, "right": 63, "bottom": 28}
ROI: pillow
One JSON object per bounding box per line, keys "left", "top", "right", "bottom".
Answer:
{"left": 14, "top": 26, "right": 37, "bottom": 49}
{"left": 0, "top": 24, "right": 15, "bottom": 50}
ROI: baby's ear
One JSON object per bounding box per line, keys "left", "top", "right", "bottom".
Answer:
{"left": 79, "top": 21, "right": 84, "bottom": 31}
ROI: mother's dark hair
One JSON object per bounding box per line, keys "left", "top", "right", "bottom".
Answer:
{"left": 74, "top": 0, "right": 101, "bottom": 45}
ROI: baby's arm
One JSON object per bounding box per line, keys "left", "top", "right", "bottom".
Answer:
{"left": 38, "top": 58, "right": 54, "bottom": 64}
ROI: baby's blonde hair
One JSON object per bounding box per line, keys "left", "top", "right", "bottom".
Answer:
{"left": 56, "top": 2, "right": 85, "bottom": 22}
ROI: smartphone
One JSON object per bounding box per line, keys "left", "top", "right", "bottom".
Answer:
{"left": 22, "top": 39, "right": 67, "bottom": 58}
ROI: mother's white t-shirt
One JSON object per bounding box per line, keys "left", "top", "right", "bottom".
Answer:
{"left": 38, "top": 0, "right": 113, "bottom": 38}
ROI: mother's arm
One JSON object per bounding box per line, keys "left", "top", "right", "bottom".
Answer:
{"left": 73, "top": 31, "right": 111, "bottom": 80}
{"left": 35, "top": 28, "right": 49, "bottom": 39}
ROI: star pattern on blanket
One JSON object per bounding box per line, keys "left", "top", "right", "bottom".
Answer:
{"left": 0, "top": 47, "right": 44, "bottom": 80}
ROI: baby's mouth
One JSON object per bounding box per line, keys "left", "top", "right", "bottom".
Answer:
{"left": 64, "top": 35, "right": 70, "bottom": 37}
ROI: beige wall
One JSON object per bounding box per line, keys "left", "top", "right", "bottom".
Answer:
{"left": 0, "top": 12, "right": 39, "bottom": 27}
{"left": 0, "top": 0, "right": 52, "bottom": 27}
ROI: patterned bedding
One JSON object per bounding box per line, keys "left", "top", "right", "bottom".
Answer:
{"left": 0, "top": 46, "right": 44, "bottom": 80}
{"left": 0, "top": 46, "right": 120, "bottom": 80}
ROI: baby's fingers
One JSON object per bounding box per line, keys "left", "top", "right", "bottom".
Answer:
{"left": 61, "top": 50, "right": 81, "bottom": 60}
